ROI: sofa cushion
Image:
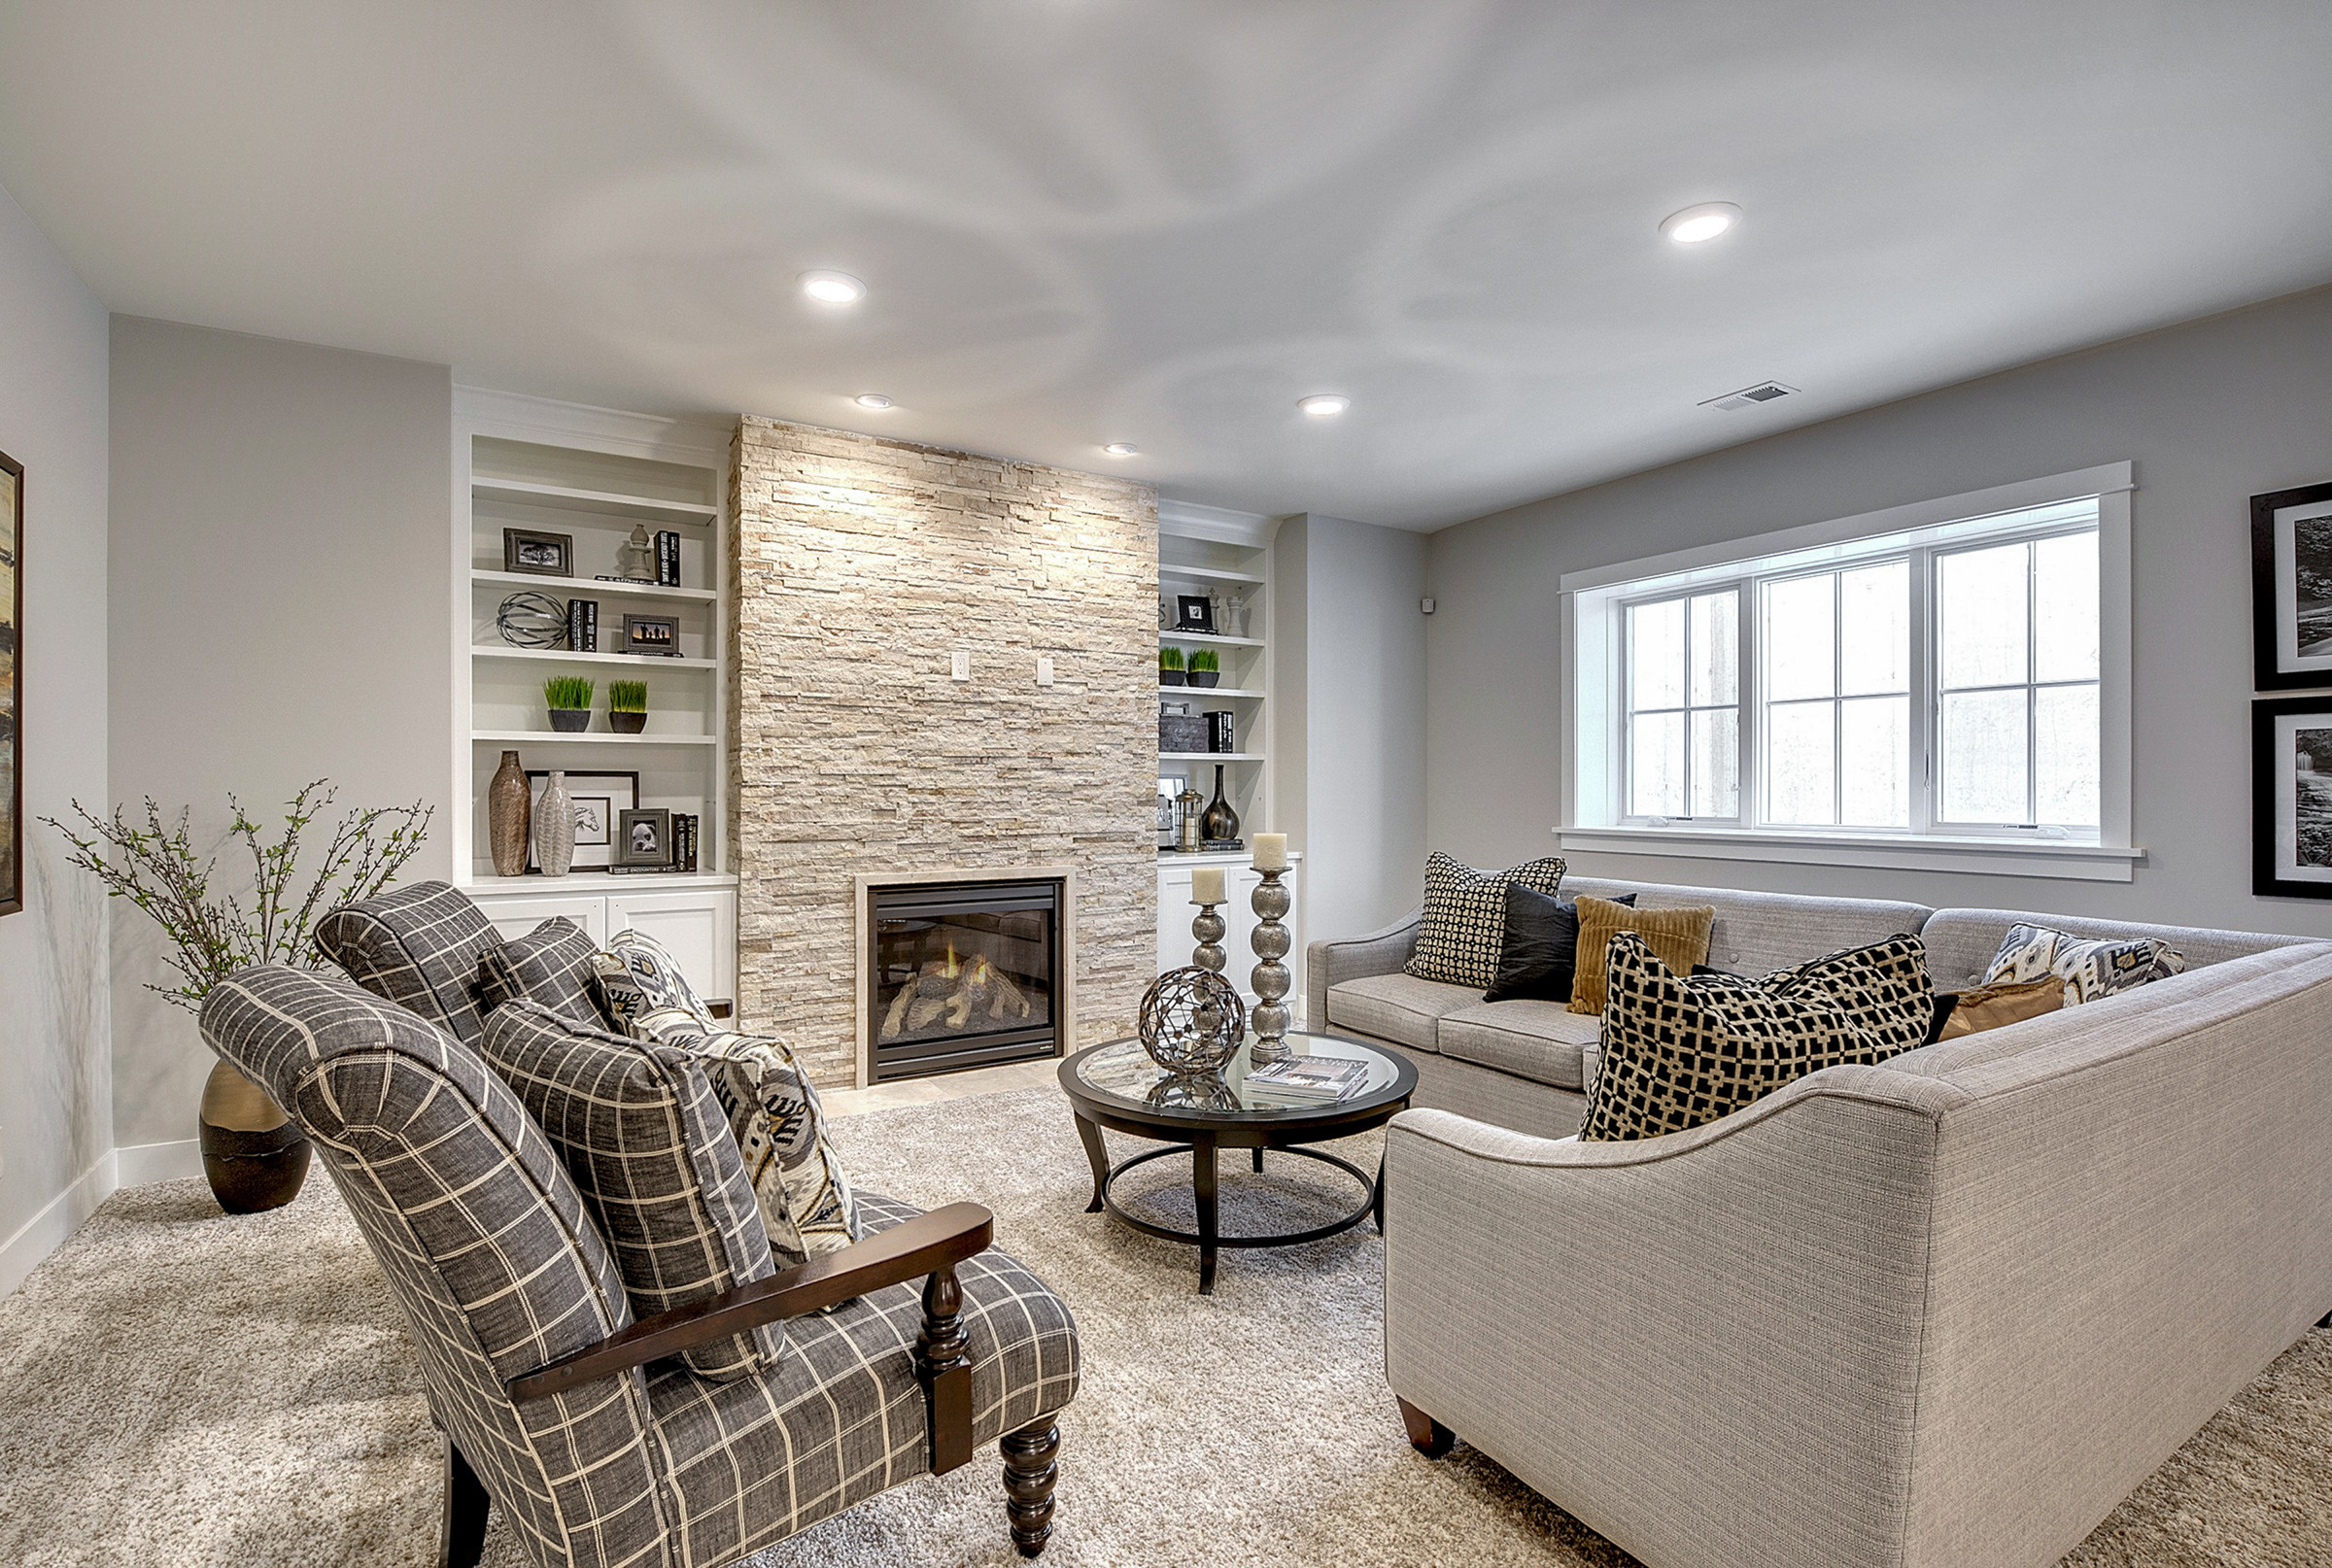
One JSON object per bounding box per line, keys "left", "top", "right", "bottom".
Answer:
{"left": 1579, "top": 932, "right": 1933, "bottom": 1141}
{"left": 1568, "top": 897, "right": 1716, "bottom": 1014}
{"left": 1936, "top": 977, "right": 2064, "bottom": 1039}
{"left": 1980, "top": 922, "right": 2187, "bottom": 1005}
{"left": 1326, "top": 972, "right": 1479, "bottom": 1053}
{"left": 1485, "top": 887, "right": 1636, "bottom": 1004}
{"left": 479, "top": 999, "right": 782, "bottom": 1381}
{"left": 314, "top": 879, "right": 501, "bottom": 1046}
{"left": 474, "top": 916, "right": 602, "bottom": 1024}
{"left": 1405, "top": 851, "right": 1566, "bottom": 990}
{"left": 1438, "top": 1002, "right": 1603, "bottom": 1090}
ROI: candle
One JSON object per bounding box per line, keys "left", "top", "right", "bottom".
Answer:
{"left": 1253, "top": 833, "right": 1287, "bottom": 872}
{"left": 1190, "top": 866, "right": 1226, "bottom": 905}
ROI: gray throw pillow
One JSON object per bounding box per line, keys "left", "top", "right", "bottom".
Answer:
{"left": 474, "top": 916, "right": 602, "bottom": 1024}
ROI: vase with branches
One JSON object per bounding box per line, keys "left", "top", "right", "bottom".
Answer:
{"left": 46, "top": 780, "right": 432, "bottom": 1212}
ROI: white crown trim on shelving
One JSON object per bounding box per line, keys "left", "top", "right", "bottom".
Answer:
{"left": 1158, "top": 496, "right": 1282, "bottom": 547}
{"left": 455, "top": 387, "right": 735, "bottom": 464}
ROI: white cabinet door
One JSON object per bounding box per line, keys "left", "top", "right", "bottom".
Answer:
{"left": 471, "top": 892, "right": 610, "bottom": 944}
{"left": 1157, "top": 867, "right": 1195, "bottom": 974}
{"left": 607, "top": 889, "right": 737, "bottom": 1006}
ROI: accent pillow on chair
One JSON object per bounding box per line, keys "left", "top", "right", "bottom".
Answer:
{"left": 590, "top": 927, "right": 720, "bottom": 1036}
{"left": 1405, "top": 851, "right": 1567, "bottom": 990}
{"left": 314, "top": 879, "right": 504, "bottom": 1046}
{"left": 1579, "top": 932, "right": 1933, "bottom": 1142}
{"left": 1981, "top": 923, "right": 2187, "bottom": 1006}
{"left": 1566, "top": 896, "right": 1717, "bottom": 1014}
{"left": 478, "top": 999, "right": 783, "bottom": 1380}
{"left": 1484, "top": 887, "right": 1636, "bottom": 1004}
{"left": 473, "top": 916, "right": 602, "bottom": 1023}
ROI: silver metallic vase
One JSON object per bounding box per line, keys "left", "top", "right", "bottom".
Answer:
{"left": 1248, "top": 869, "right": 1293, "bottom": 1064}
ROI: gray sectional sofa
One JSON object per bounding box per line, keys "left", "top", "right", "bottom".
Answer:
{"left": 1315, "top": 874, "right": 2332, "bottom": 1568}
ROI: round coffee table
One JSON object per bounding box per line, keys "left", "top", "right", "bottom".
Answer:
{"left": 1058, "top": 1032, "right": 1418, "bottom": 1294}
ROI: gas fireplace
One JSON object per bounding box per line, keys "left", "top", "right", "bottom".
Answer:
{"left": 867, "top": 877, "right": 1062, "bottom": 1082}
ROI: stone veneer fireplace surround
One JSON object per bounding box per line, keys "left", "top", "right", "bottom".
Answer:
{"left": 730, "top": 415, "right": 1157, "bottom": 1086}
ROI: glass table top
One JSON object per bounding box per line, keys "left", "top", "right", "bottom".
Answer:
{"left": 1066, "top": 1032, "right": 1410, "bottom": 1122}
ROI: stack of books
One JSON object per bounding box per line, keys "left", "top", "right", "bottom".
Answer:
{"left": 1243, "top": 1056, "right": 1370, "bottom": 1108}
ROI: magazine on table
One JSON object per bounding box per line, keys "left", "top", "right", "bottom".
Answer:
{"left": 1243, "top": 1055, "right": 1370, "bottom": 1105}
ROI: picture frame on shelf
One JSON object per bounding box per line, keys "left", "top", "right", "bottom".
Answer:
{"left": 1173, "top": 594, "right": 1216, "bottom": 633}
{"left": 622, "top": 613, "right": 680, "bottom": 657}
{"left": 2249, "top": 479, "right": 2332, "bottom": 691}
{"left": 503, "top": 527, "right": 574, "bottom": 577}
{"left": 616, "top": 806, "right": 673, "bottom": 869}
{"left": 2251, "top": 696, "right": 2332, "bottom": 899}
{"left": 527, "top": 769, "right": 636, "bottom": 873}
{"left": 0, "top": 448, "right": 21, "bottom": 917}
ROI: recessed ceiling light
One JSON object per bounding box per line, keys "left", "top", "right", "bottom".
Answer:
{"left": 1102, "top": 442, "right": 1139, "bottom": 458}
{"left": 1297, "top": 394, "right": 1350, "bottom": 418}
{"left": 799, "top": 270, "right": 867, "bottom": 304}
{"left": 854, "top": 392, "right": 894, "bottom": 410}
{"left": 1660, "top": 202, "right": 1741, "bottom": 245}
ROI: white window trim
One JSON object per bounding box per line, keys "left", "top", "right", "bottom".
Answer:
{"left": 1560, "top": 462, "right": 2138, "bottom": 880}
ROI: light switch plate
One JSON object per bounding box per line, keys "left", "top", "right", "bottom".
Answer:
{"left": 951, "top": 649, "right": 971, "bottom": 682}
{"left": 1036, "top": 655, "right": 1054, "bottom": 686}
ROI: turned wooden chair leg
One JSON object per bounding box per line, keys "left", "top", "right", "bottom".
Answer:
{"left": 1001, "top": 1415, "right": 1060, "bottom": 1558}
{"left": 1396, "top": 1396, "right": 1456, "bottom": 1459}
{"left": 439, "top": 1432, "right": 490, "bottom": 1568}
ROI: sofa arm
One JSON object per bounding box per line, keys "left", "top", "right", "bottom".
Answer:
{"left": 1306, "top": 907, "right": 1423, "bottom": 1033}
{"left": 1383, "top": 1076, "right": 1965, "bottom": 1568}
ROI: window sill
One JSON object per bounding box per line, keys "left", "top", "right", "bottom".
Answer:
{"left": 1553, "top": 826, "right": 2143, "bottom": 883}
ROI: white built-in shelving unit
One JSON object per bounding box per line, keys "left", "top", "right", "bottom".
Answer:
{"left": 1158, "top": 500, "right": 1275, "bottom": 841}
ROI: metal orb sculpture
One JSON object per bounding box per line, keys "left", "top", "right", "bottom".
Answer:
{"left": 497, "top": 591, "right": 569, "bottom": 648}
{"left": 1138, "top": 966, "right": 1247, "bottom": 1076}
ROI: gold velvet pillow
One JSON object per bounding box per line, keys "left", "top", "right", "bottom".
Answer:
{"left": 1568, "top": 897, "right": 1717, "bottom": 1014}
{"left": 1937, "top": 977, "right": 2063, "bottom": 1039}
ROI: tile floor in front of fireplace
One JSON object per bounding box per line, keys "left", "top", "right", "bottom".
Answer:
{"left": 821, "top": 1055, "right": 1065, "bottom": 1116}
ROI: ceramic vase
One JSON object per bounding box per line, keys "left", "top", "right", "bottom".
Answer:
{"left": 489, "top": 749, "right": 531, "bottom": 876}
{"left": 534, "top": 769, "right": 577, "bottom": 877}
{"left": 199, "top": 1059, "right": 310, "bottom": 1214}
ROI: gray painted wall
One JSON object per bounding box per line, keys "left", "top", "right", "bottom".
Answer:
{"left": 108, "top": 318, "right": 453, "bottom": 1154}
{"left": 1425, "top": 283, "right": 2332, "bottom": 935}
{"left": 0, "top": 182, "right": 111, "bottom": 1289}
{"left": 1276, "top": 513, "right": 1427, "bottom": 940}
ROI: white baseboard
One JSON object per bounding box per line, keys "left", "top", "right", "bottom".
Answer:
{"left": 0, "top": 1152, "right": 118, "bottom": 1301}
{"left": 116, "top": 1138, "right": 204, "bottom": 1187}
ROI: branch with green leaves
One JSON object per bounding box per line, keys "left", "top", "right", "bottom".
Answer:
{"left": 45, "top": 780, "right": 433, "bottom": 1011}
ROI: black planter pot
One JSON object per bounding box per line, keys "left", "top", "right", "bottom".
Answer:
{"left": 199, "top": 1060, "right": 312, "bottom": 1214}
{"left": 548, "top": 708, "right": 592, "bottom": 733}
{"left": 1187, "top": 671, "right": 1219, "bottom": 688}
{"left": 609, "top": 710, "right": 648, "bottom": 733}
{"left": 1160, "top": 670, "right": 1186, "bottom": 686}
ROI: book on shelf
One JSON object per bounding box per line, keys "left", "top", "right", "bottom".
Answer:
{"left": 656, "top": 529, "right": 680, "bottom": 587}
{"left": 565, "top": 597, "right": 600, "bottom": 653}
{"left": 1205, "top": 710, "right": 1236, "bottom": 753}
{"left": 1242, "top": 1056, "right": 1371, "bottom": 1107}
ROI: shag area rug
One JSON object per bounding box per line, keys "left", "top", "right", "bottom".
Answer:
{"left": 0, "top": 1084, "right": 2325, "bottom": 1566}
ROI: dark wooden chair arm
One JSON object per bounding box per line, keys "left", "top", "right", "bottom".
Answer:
{"left": 507, "top": 1202, "right": 995, "bottom": 1404}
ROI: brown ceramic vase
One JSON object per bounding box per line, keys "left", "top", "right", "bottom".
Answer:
{"left": 199, "top": 1059, "right": 312, "bottom": 1214}
{"left": 488, "top": 748, "right": 531, "bottom": 875}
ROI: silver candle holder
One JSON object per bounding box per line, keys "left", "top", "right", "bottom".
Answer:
{"left": 1248, "top": 867, "right": 1293, "bottom": 1064}
{"left": 1190, "top": 903, "right": 1227, "bottom": 973}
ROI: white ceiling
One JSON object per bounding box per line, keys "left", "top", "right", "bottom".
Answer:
{"left": 4, "top": 1, "right": 2331, "bottom": 530}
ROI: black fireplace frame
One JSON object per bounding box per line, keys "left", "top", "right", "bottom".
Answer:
{"left": 865, "top": 877, "right": 1065, "bottom": 1083}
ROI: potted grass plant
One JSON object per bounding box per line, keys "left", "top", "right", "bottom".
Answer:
{"left": 1160, "top": 646, "right": 1186, "bottom": 687}
{"left": 545, "top": 675, "right": 595, "bottom": 733}
{"left": 608, "top": 678, "right": 649, "bottom": 733}
{"left": 1187, "top": 647, "right": 1220, "bottom": 688}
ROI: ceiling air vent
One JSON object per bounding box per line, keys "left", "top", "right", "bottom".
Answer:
{"left": 1699, "top": 381, "right": 1800, "bottom": 412}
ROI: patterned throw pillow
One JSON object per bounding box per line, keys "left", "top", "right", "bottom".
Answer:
{"left": 590, "top": 928, "right": 720, "bottom": 1038}
{"left": 1981, "top": 923, "right": 2187, "bottom": 1006}
{"left": 1405, "top": 852, "right": 1566, "bottom": 990}
{"left": 473, "top": 917, "right": 602, "bottom": 1023}
{"left": 478, "top": 999, "right": 781, "bottom": 1380}
{"left": 314, "top": 880, "right": 502, "bottom": 1046}
{"left": 1567, "top": 897, "right": 1716, "bottom": 1014}
{"left": 639, "top": 1019, "right": 865, "bottom": 1267}
{"left": 1579, "top": 932, "right": 1934, "bottom": 1142}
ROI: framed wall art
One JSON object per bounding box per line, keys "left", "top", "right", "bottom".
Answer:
{"left": 621, "top": 613, "right": 679, "bottom": 657}
{"left": 527, "top": 769, "right": 636, "bottom": 873}
{"left": 2251, "top": 696, "right": 2332, "bottom": 899}
{"left": 502, "top": 527, "right": 574, "bottom": 577}
{"left": 2249, "top": 480, "right": 2332, "bottom": 691}
{"left": 0, "top": 448, "right": 19, "bottom": 916}
{"left": 615, "top": 807, "right": 672, "bottom": 869}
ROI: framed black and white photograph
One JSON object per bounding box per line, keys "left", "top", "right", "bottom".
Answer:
{"left": 2251, "top": 697, "right": 2332, "bottom": 898}
{"left": 502, "top": 527, "right": 574, "bottom": 577}
{"left": 621, "top": 613, "right": 679, "bottom": 656}
{"left": 2249, "top": 480, "right": 2332, "bottom": 691}
{"left": 1173, "top": 594, "right": 1216, "bottom": 633}
{"left": 527, "top": 769, "right": 635, "bottom": 873}
{"left": 0, "top": 448, "right": 20, "bottom": 916}
{"left": 615, "top": 806, "right": 672, "bottom": 869}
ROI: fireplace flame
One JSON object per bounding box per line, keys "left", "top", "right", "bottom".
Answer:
{"left": 944, "top": 940, "right": 959, "bottom": 978}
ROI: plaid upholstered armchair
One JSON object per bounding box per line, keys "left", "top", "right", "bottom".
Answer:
{"left": 197, "top": 882, "right": 1079, "bottom": 1568}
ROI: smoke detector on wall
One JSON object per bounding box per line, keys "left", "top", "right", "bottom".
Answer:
{"left": 1699, "top": 381, "right": 1800, "bottom": 412}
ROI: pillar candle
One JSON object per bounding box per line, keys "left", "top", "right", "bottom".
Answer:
{"left": 1252, "top": 833, "right": 1288, "bottom": 872}
{"left": 1190, "top": 866, "right": 1226, "bottom": 905}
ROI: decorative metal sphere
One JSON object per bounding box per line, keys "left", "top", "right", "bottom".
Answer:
{"left": 1138, "top": 966, "right": 1247, "bottom": 1075}
{"left": 497, "top": 591, "right": 568, "bottom": 648}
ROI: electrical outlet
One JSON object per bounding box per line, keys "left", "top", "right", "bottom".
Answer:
{"left": 951, "top": 649, "right": 971, "bottom": 682}
{"left": 1036, "top": 655, "right": 1055, "bottom": 687}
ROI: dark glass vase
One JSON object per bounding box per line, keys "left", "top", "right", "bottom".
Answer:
{"left": 1200, "top": 765, "right": 1241, "bottom": 843}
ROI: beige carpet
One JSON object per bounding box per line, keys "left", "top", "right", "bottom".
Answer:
{"left": 0, "top": 1084, "right": 2324, "bottom": 1567}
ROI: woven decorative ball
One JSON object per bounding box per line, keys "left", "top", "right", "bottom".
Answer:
{"left": 497, "top": 591, "right": 568, "bottom": 648}
{"left": 1138, "top": 966, "right": 1247, "bottom": 1075}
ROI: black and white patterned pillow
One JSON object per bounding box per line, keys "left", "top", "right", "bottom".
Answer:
{"left": 1405, "top": 852, "right": 1566, "bottom": 990}
{"left": 479, "top": 999, "right": 782, "bottom": 1381}
{"left": 1981, "top": 923, "right": 2186, "bottom": 1006}
{"left": 474, "top": 917, "right": 603, "bottom": 1023}
{"left": 1579, "top": 932, "right": 1933, "bottom": 1142}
